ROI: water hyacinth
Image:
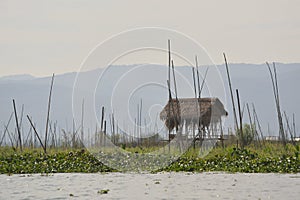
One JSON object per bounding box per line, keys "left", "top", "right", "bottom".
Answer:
{"left": 0, "top": 145, "right": 299, "bottom": 174}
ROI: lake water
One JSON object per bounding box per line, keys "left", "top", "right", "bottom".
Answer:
{"left": 0, "top": 172, "right": 299, "bottom": 199}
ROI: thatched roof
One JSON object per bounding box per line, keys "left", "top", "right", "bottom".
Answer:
{"left": 160, "top": 97, "right": 228, "bottom": 130}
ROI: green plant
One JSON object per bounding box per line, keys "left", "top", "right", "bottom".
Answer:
{"left": 236, "top": 124, "right": 254, "bottom": 146}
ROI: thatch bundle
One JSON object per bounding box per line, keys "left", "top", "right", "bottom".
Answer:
{"left": 160, "top": 98, "right": 228, "bottom": 131}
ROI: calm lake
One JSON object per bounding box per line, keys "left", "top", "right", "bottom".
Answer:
{"left": 0, "top": 172, "right": 299, "bottom": 200}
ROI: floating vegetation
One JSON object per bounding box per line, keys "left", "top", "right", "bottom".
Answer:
{"left": 0, "top": 144, "right": 299, "bottom": 174}
{"left": 98, "top": 189, "right": 109, "bottom": 194}
{"left": 162, "top": 146, "right": 300, "bottom": 173}
{"left": 0, "top": 148, "right": 114, "bottom": 174}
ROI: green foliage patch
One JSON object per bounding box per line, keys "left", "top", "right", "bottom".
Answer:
{"left": 0, "top": 148, "right": 114, "bottom": 174}
{"left": 0, "top": 144, "right": 299, "bottom": 174}
{"left": 163, "top": 147, "right": 299, "bottom": 173}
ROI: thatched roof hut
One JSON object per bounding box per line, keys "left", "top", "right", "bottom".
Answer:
{"left": 160, "top": 98, "right": 228, "bottom": 131}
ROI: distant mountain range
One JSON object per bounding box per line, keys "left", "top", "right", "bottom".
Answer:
{"left": 0, "top": 74, "right": 35, "bottom": 81}
{"left": 0, "top": 63, "right": 299, "bottom": 139}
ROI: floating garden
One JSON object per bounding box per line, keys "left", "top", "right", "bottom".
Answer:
{"left": 0, "top": 143, "right": 299, "bottom": 174}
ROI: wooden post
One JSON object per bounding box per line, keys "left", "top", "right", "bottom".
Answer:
{"left": 27, "top": 115, "right": 46, "bottom": 152}
{"left": 81, "top": 99, "right": 84, "bottom": 147}
{"left": 220, "top": 118, "right": 224, "bottom": 148}
{"left": 0, "top": 112, "right": 13, "bottom": 146}
{"left": 223, "top": 53, "right": 239, "bottom": 132}
{"left": 284, "top": 112, "right": 295, "bottom": 145}
{"left": 266, "top": 62, "right": 286, "bottom": 146}
{"left": 13, "top": 99, "right": 22, "bottom": 151}
{"left": 246, "top": 103, "right": 260, "bottom": 146}
{"left": 100, "top": 106, "right": 105, "bottom": 132}
{"left": 293, "top": 114, "right": 296, "bottom": 139}
{"left": 252, "top": 104, "right": 265, "bottom": 146}
{"left": 236, "top": 89, "right": 244, "bottom": 149}
{"left": 140, "top": 99, "right": 142, "bottom": 144}
{"left": 44, "top": 73, "right": 55, "bottom": 153}
{"left": 104, "top": 120, "right": 107, "bottom": 147}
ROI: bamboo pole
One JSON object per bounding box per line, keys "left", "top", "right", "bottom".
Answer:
{"left": 140, "top": 99, "right": 142, "bottom": 142}
{"left": 112, "top": 112, "right": 115, "bottom": 144}
{"left": 171, "top": 61, "right": 178, "bottom": 101}
{"left": 252, "top": 104, "right": 265, "bottom": 145}
{"left": 0, "top": 112, "right": 13, "bottom": 146}
{"left": 19, "top": 104, "right": 24, "bottom": 132}
{"left": 168, "top": 39, "right": 171, "bottom": 87}
{"left": 223, "top": 53, "right": 239, "bottom": 131}
{"left": 27, "top": 115, "right": 46, "bottom": 152}
{"left": 236, "top": 89, "right": 244, "bottom": 149}
{"left": 284, "top": 112, "right": 295, "bottom": 145}
{"left": 172, "top": 60, "right": 180, "bottom": 131}
{"left": 195, "top": 56, "right": 202, "bottom": 141}
{"left": 199, "top": 67, "right": 209, "bottom": 95}
{"left": 44, "top": 73, "right": 55, "bottom": 153}
{"left": 12, "top": 99, "right": 22, "bottom": 151}
{"left": 195, "top": 56, "right": 201, "bottom": 99}
{"left": 100, "top": 106, "right": 105, "bottom": 132}
{"left": 293, "top": 114, "right": 296, "bottom": 139}
{"left": 137, "top": 104, "right": 139, "bottom": 145}
{"left": 191, "top": 67, "right": 197, "bottom": 148}
{"left": 3, "top": 123, "right": 15, "bottom": 149}
{"left": 246, "top": 103, "right": 260, "bottom": 146}
{"left": 81, "top": 99, "right": 84, "bottom": 147}
{"left": 104, "top": 120, "right": 107, "bottom": 147}
{"left": 266, "top": 62, "right": 286, "bottom": 145}
{"left": 192, "top": 68, "right": 197, "bottom": 98}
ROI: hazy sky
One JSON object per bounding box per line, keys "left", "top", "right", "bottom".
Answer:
{"left": 1, "top": 0, "right": 299, "bottom": 76}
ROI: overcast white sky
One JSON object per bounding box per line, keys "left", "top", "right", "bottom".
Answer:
{"left": 0, "top": 0, "right": 299, "bottom": 76}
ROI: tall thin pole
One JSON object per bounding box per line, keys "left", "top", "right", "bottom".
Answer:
{"left": 223, "top": 53, "right": 239, "bottom": 131}
{"left": 103, "top": 120, "right": 107, "bottom": 146}
{"left": 167, "top": 80, "right": 172, "bottom": 148}
{"left": 192, "top": 68, "right": 197, "bottom": 98}
{"left": 4, "top": 124, "right": 15, "bottom": 149}
{"left": 13, "top": 99, "right": 22, "bottom": 151}
{"left": 137, "top": 104, "right": 139, "bottom": 145}
{"left": 284, "top": 112, "right": 295, "bottom": 145}
{"left": 100, "top": 106, "right": 105, "bottom": 132}
{"left": 0, "top": 112, "right": 13, "bottom": 146}
{"left": 252, "top": 104, "right": 265, "bottom": 145}
{"left": 140, "top": 99, "right": 143, "bottom": 141}
{"left": 168, "top": 39, "right": 171, "bottom": 86}
{"left": 247, "top": 103, "right": 260, "bottom": 146}
{"left": 195, "top": 56, "right": 201, "bottom": 99}
{"left": 199, "top": 67, "right": 209, "bottom": 95}
{"left": 266, "top": 62, "right": 285, "bottom": 145}
{"left": 112, "top": 113, "right": 115, "bottom": 144}
{"left": 172, "top": 60, "right": 180, "bottom": 131}
{"left": 19, "top": 104, "right": 24, "bottom": 132}
{"left": 192, "top": 67, "right": 198, "bottom": 147}
{"left": 293, "top": 114, "right": 296, "bottom": 138}
{"left": 195, "top": 56, "right": 202, "bottom": 140}
{"left": 167, "top": 40, "right": 172, "bottom": 152}
{"left": 171, "top": 60, "right": 178, "bottom": 100}
{"left": 236, "top": 89, "right": 243, "bottom": 149}
{"left": 27, "top": 115, "right": 46, "bottom": 152}
{"left": 45, "top": 73, "right": 55, "bottom": 153}
{"left": 81, "top": 99, "right": 84, "bottom": 146}
{"left": 134, "top": 118, "right": 136, "bottom": 142}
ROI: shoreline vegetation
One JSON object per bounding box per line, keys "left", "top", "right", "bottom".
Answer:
{"left": 0, "top": 142, "right": 299, "bottom": 175}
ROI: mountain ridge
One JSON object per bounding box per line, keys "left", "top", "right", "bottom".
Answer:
{"left": 0, "top": 63, "right": 299, "bottom": 140}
